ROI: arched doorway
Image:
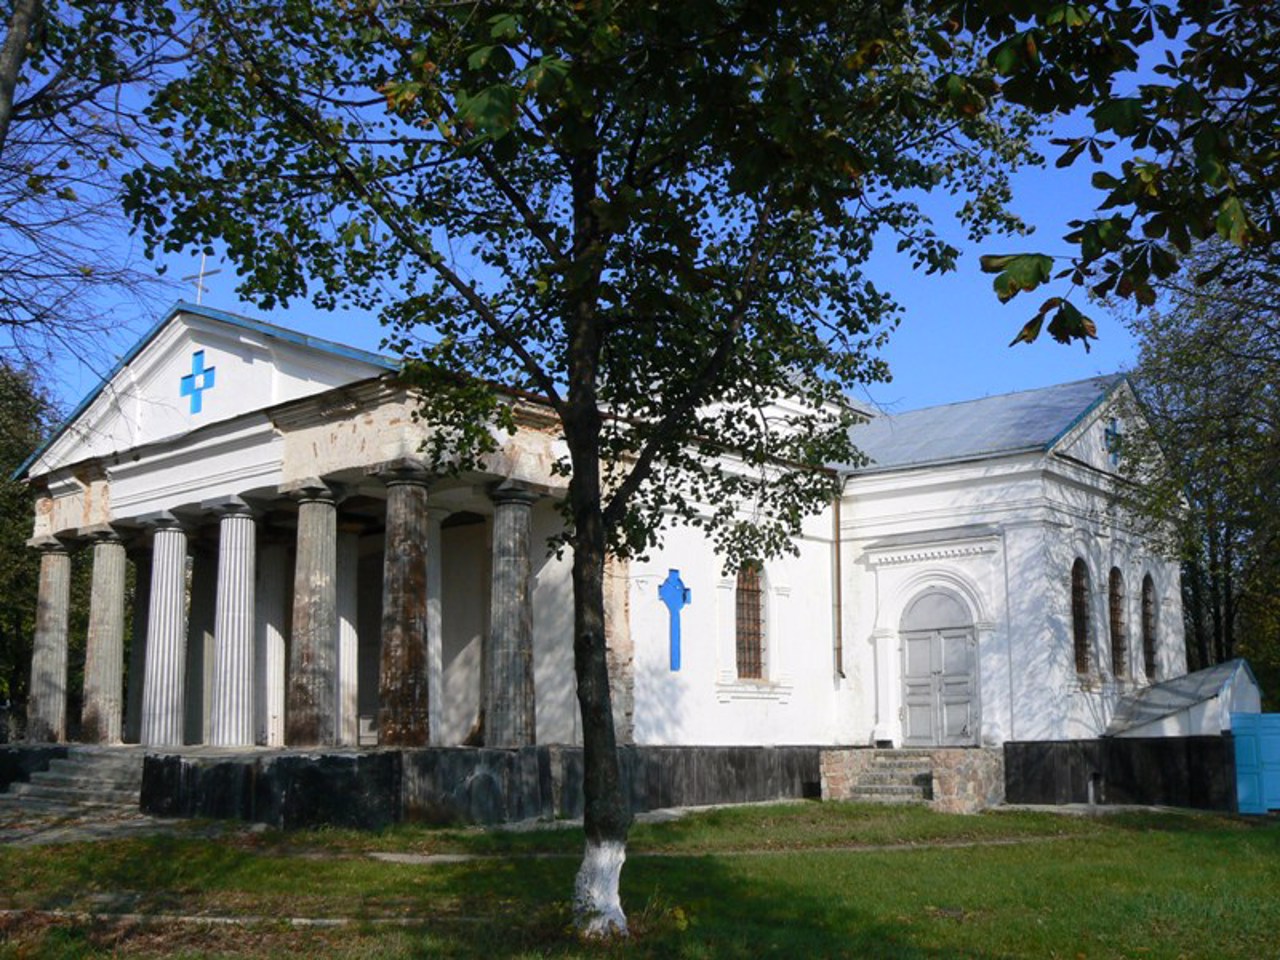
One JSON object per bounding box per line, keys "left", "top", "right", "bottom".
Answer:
{"left": 900, "top": 590, "right": 978, "bottom": 747}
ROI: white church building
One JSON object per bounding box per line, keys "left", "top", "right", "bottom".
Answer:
{"left": 18, "top": 302, "right": 1187, "bottom": 758}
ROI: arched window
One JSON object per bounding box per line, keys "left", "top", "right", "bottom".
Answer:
{"left": 1142, "top": 574, "right": 1158, "bottom": 681}
{"left": 735, "top": 561, "right": 765, "bottom": 680}
{"left": 1109, "top": 568, "right": 1127, "bottom": 679}
{"left": 1071, "top": 559, "right": 1091, "bottom": 675}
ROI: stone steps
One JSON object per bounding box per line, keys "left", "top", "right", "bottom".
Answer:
{"left": 846, "top": 750, "right": 935, "bottom": 804}
{"left": 0, "top": 748, "right": 145, "bottom": 815}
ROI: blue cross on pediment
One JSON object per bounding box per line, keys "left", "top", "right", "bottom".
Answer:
{"left": 658, "top": 568, "right": 691, "bottom": 672}
{"left": 1104, "top": 417, "right": 1122, "bottom": 467}
{"left": 180, "top": 350, "right": 217, "bottom": 414}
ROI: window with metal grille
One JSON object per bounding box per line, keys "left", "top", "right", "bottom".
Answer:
{"left": 735, "top": 561, "right": 765, "bottom": 680}
{"left": 1109, "top": 567, "right": 1127, "bottom": 679}
{"left": 1071, "top": 558, "right": 1091, "bottom": 675}
{"left": 1142, "top": 574, "right": 1157, "bottom": 681}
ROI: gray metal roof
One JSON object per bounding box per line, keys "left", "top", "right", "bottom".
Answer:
{"left": 1104, "top": 659, "right": 1258, "bottom": 736}
{"left": 839, "top": 374, "right": 1125, "bottom": 474}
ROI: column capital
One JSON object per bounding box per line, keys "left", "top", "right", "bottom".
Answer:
{"left": 26, "top": 534, "right": 73, "bottom": 554}
{"left": 489, "top": 480, "right": 539, "bottom": 507}
{"left": 76, "top": 523, "right": 127, "bottom": 545}
{"left": 201, "top": 495, "right": 257, "bottom": 519}
{"left": 368, "top": 457, "right": 435, "bottom": 488}
{"left": 281, "top": 477, "right": 344, "bottom": 505}
{"left": 136, "top": 510, "right": 191, "bottom": 533}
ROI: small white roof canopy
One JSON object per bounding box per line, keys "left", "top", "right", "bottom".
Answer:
{"left": 1105, "top": 659, "right": 1262, "bottom": 738}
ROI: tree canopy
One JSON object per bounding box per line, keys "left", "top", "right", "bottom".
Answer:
{"left": 0, "top": 361, "right": 53, "bottom": 718}
{"left": 126, "top": 0, "right": 1047, "bottom": 933}
{"left": 1123, "top": 247, "right": 1280, "bottom": 705}
{"left": 0, "top": 0, "right": 180, "bottom": 364}
{"left": 928, "top": 0, "right": 1280, "bottom": 347}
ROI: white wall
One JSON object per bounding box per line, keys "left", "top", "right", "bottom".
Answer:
{"left": 629, "top": 506, "right": 840, "bottom": 746}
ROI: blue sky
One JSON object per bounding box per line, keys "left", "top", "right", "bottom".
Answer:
{"left": 50, "top": 123, "right": 1136, "bottom": 418}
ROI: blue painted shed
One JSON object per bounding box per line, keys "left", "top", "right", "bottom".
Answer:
{"left": 1233, "top": 713, "right": 1280, "bottom": 814}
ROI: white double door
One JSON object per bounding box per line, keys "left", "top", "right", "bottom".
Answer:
{"left": 901, "top": 627, "right": 977, "bottom": 747}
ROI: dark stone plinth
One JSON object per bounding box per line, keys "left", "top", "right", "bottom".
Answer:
{"left": 135, "top": 744, "right": 825, "bottom": 831}
{"left": 142, "top": 751, "right": 402, "bottom": 828}
{"left": 1004, "top": 736, "right": 1236, "bottom": 811}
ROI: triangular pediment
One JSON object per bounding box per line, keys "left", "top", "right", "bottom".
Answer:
{"left": 1050, "top": 377, "right": 1136, "bottom": 474}
{"left": 24, "top": 302, "right": 395, "bottom": 480}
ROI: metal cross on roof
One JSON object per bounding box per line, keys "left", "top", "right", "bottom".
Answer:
{"left": 180, "top": 252, "right": 222, "bottom": 305}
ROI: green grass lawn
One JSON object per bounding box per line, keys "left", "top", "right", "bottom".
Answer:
{"left": 1, "top": 803, "right": 1276, "bottom": 958}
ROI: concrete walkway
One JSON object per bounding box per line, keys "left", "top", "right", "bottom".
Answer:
{"left": 0, "top": 805, "right": 237, "bottom": 846}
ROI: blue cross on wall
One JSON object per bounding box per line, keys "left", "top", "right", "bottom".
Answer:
{"left": 180, "top": 350, "right": 217, "bottom": 414}
{"left": 658, "top": 569, "right": 691, "bottom": 672}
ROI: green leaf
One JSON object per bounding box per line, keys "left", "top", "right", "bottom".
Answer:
{"left": 1045, "top": 301, "right": 1097, "bottom": 347}
{"left": 1008, "top": 314, "right": 1044, "bottom": 347}
{"left": 1054, "top": 138, "right": 1087, "bottom": 168}
{"left": 1044, "top": 4, "right": 1091, "bottom": 28}
{"left": 457, "top": 84, "right": 521, "bottom": 139}
{"left": 1215, "top": 195, "right": 1251, "bottom": 246}
{"left": 488, "top": 13, "right": 522, "bottom": 41}
{"left": 987, "top": 254, "right": 1054, "bottom": 302}
{"left": 1091, "top": 98, "right": 1145, "bottom": 136}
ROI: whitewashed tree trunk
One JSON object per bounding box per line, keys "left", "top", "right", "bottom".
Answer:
{"left": 573, "top": 839, "right": 628, "bottom": 938}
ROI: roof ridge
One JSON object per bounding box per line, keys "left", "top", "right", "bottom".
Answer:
{"left": 885, "top": 372, "right": 1126, "bottom": 418}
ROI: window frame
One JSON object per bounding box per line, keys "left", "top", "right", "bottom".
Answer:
{"left": 1141, "top": 574, "right": 1158, "bottom": 681}
{"left": 1071, "top": 558, "right": 1091, "bottom": 675}
{"left": 1109, "top": 567, "right": 1128, "bottom": 680}
{"left": 734, "top": 561, "right": 766, "bottom": 681}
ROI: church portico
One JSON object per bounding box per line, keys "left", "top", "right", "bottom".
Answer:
{"left": 22, "top": 462, "right": 557, "bottom": 754}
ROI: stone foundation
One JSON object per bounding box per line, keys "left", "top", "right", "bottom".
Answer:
{"left": 928, "top": 747, "right": 1005, "bottom": 814}
{"left": 819, "top": 747, "right": 1005, "bottom": 814}
{"left": 818, "top": 747, "right": 874, "bottom": 799}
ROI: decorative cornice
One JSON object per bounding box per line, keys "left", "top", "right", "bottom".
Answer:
{"left": 865, "top": 537, "right": 999, "bottom": 568}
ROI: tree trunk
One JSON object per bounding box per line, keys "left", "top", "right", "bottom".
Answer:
{"left": 1183, "top": 551, "right": 1209, "bottom": 671}
{"left": 1207, "top": 516, "right": 1226, "bottom": 665}
{"left": 1222, "top": 521, "right": 1236, "bottom": 661}
{"left": 0, "top": 0, "right": 42, "bottom": 157}
{"left": 567, "top": 444, "right": 632, "bottom": 937}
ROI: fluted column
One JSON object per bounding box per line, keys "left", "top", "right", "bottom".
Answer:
{"left": 141, "top": 520, "right": 189, "bottom": 747}
{"left": 27, "top": 540, "right": 72, "bottom": 743}
{"left": 124, "top": 550, "right": 151, "bottom": 743}
{"left": 337, "top": 528, "right": 360, "bottom": 746}
{"left": 209, "top": 503, "right": 257, "bottom": 747}
{"left": 255, "top": 540, "right": 289, "bottom": 747}
{"left": 287, "top": 484, "right": 339, "bottom": 746}
{"left": 484, "top": 483, "right": 538, "bottom": 748}
{"left": 81, "top": 532, "right": 127, "bottom": 743}
{"left": 378, "top": 465, "right": 431, "bottom": 746}
{"left": 184, "top": 545, "right": 217, "bottom": 745}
